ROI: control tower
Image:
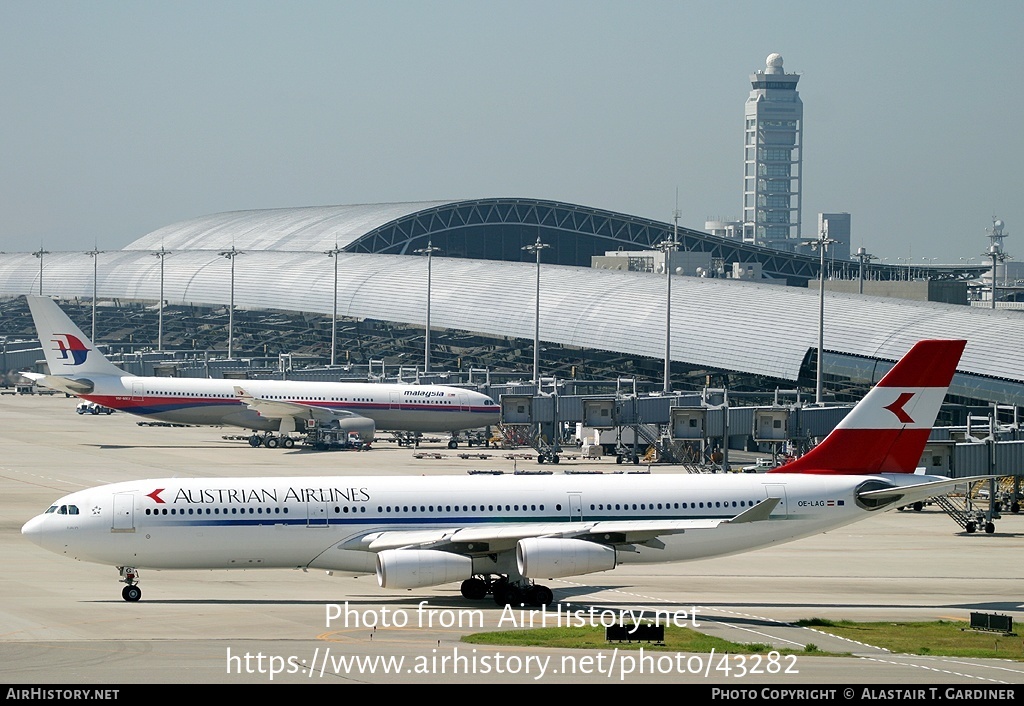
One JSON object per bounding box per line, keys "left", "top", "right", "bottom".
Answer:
{"left": 742, "top": 53, "right": 803, "bottom": 249}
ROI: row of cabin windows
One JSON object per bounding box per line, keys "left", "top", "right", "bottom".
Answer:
{"left": 149, "top": 393, "right": 347, "bottom": 402}
{"left": 590, "top": 500, "right": 757, "bottom": 511}
{"left": 141, "top": 504, "right": 552, "bottom": 514}
{"left": 145, "top": 392, "right": 467, "bottom": 405}
{"left": 147, "top": 392, "right": 234, "bottom": 398}
{"left": 146, "top": 507, "right": 291, "bottom": 516}
{"left": 147, "top": 391, "right": 469, "bottom": 404}
{"left": 141, "top": 500, "right": 760, "bottom": 518}
{"left": 378, "top": 504, "right": 546, "bottom": 513}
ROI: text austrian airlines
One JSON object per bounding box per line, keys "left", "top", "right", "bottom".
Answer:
{"left": 19, "top": 295, "right": 498, "bottom": 446}
{"left": 23, "top": 339, "right": 977, "bottom": 606}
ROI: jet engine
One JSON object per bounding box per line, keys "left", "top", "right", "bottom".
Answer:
{"left": 516, "top": 538, "right": 616, "bottom": 579}
{"left": 335, "top": 416, "right": 376, "bottom": 443}
{"left": 375, "top": 549, "right": 473, "bottom": 589}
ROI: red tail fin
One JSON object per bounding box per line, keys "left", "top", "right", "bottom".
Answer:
{"left": 771, "top": 340, "right": 966, "bottom": 475}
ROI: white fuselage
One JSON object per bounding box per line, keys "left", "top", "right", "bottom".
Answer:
{"left": 21, "top": 471, "right": 935, "bottom": 583}
{"left": 75, "top": 375, "right": 499, "bottom": 433}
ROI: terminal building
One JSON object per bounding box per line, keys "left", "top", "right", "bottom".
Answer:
{"left": 0, "top": 197, "right": 1014, "bottom": 404}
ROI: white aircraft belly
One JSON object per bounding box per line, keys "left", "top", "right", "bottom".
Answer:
{"left": 80, "top": 524, "right": 356, "bottom": 570}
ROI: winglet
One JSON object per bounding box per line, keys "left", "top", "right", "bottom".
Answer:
{"left": 772, "top": 339, "right": 966, "bottom": 475}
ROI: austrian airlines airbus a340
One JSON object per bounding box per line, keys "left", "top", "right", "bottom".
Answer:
{"left": 23, "top": 339, "right": 976, "bottom": 606}
{"left": 19, "top": 295, "right": 499, "bottom": 447}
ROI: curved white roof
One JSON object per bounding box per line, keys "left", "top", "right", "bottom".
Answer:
{"left": 124, "top": 201, "right": 458, "bottom": 252}
{"left": 0, "top": 250, "right": 1021, "bottom": 392}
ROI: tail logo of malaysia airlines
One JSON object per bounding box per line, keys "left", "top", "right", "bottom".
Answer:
{"left": 146, "top": 489, "right": 166, "bottom": 504}
{"left": 50, "top": 334, "right": 90, "bottom": 366}
{"left": 883, "top": 392, "right": 916, "bottom": 424}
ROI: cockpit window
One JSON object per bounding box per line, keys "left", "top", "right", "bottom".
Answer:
{"left": 57, "top": 505, "right": 67, "bottom": 515}
{"left": 44, "top": 505, "right": 57, "bottom": 514}
{"left": 68, "top": 505, "right": 79, "bottom": 515}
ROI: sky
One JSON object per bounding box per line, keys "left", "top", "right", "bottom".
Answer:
{"left": 1, "top": 0, "right": 1021, "bottom": 265}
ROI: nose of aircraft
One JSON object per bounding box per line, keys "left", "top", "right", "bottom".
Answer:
{"left": 21, "top": 514, "right": 45, "bottom": 546}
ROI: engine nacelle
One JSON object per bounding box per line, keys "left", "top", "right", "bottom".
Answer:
{"left": 516, "top": 538, "right": 616, "bottom": 579}
{"left": 375, "top": 549, "right": 473, "bottom": 589}
{"left": 335, "top": 416, "right": 376, "bottom": 443}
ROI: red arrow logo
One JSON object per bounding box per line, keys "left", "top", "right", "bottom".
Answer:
{"left": 884, "top": 392, "right": 915, "bottom": 424}
{"left": 146, "top": 488, "right": 166, "bottom": 504}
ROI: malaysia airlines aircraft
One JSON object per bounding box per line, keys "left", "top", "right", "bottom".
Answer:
{"left": 19, "top": 295, "right": 499, "bottom": 447}
{"left": 23, "top": 338, "right": 981, "bottom": 605}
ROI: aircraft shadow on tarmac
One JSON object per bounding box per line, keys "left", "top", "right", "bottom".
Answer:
{"left": 94, "top": 444, "right": 253, "bottom": 450}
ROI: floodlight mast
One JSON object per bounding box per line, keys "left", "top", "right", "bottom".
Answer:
{"left": 324, "top": 244, "right": 344, "bottom": 366}
{"left": 806, "top": 226, "right": 840, "bottom": 405}
{"left": 414, "top": 241, "right": 442, "bottom": 373}
{"left": 522, "top": 236, "right": 550, "bottom": 393}
{"left": 152, "top": 246, "right": 170, "bottom": 351}
{"left": 219, "top": 246, "right": 243, "bottom": 359}
{"left": 655, "top": 208, "right": 681, "bottom": 393}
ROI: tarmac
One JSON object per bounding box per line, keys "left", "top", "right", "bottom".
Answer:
{"left": 2, "top": 392, "right": 1023, "bottom": 687}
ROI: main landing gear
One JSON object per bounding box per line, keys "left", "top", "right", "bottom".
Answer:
{"left": 119, "top": 566, "right": 141, "bottom": 602}
{"left": 248, "top": 433, "right": 296, "bottom": 449}
{"left": 459, "top": 575, "right": 554, "bottom": 607}
{"left": 965, "top": 519, "right": 997, "bottom": 534}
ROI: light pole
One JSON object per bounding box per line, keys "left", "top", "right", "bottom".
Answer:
{"left": 522, "top": 235, "right": 550, "bottom": 391}
{"left": 894, "top": 256, "right": 909, "bottom": 281}
{"left": 152, "top": 246, "right": 170, "bottom": 351}
{"left": 414, "top": 240, "right": 441, "bottom": 374}
{"left": 855, "top": 247, "right": 877, "bottom": 294}
{"left": 324, "top": 243, "right": 343, "bottom": 367}
{"left": 85, "top": 248, "right": 103, "bottom": 343}
{"left": 655, "top": 211, "right": 680, "bottom": 393}
{"left": 219, "top": 247, "right": 243, "bottom": 359}
{"left": 984, "top": 244, "right": 1007, "bottom": 310}
{"left": 806, "top": 227, "right": 840, "bottom": 405}
{"left": 32, "top": 247, "right": 49, "bottom": 295}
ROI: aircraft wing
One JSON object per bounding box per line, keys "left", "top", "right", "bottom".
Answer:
{"left": 233, "top": 386, "right": 361, "bottom": 423}
{"left": 19, "top": 371, "right": 94, "bottom": 395}
{"left": 343, "top": 498, "right": 780, "bottom": 554}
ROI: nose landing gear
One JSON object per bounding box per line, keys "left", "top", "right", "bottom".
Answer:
{"left": 119, "top": 566, "right": 141, "bottom": 602}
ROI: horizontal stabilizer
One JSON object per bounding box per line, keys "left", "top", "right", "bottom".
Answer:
{"left": 859, "top": 475, "right": 998, "bottom": 508}
{"left": 19, "top": 371, "right": 94, "bottom": 395}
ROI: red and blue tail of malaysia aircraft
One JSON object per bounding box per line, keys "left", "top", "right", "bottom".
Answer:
{"left": 21, "top": 296, "right": 127, "bottom": 395}
{"left": 771, "top": 339, "right": 966, "bottom": 476}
